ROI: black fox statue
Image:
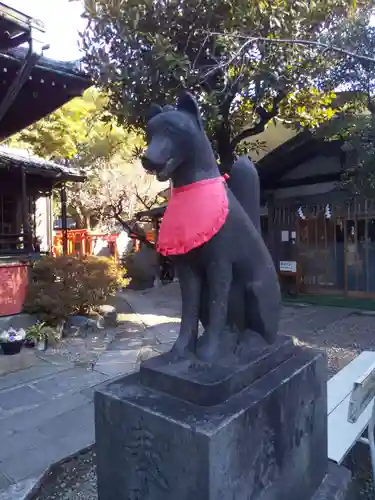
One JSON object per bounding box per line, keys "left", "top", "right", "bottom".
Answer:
{"left": 141, "top": 92, "right": 281, "bottom": 362}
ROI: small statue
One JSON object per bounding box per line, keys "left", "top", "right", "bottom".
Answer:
{"left": 142, "top": 93, "right": 280, "bottom": 362}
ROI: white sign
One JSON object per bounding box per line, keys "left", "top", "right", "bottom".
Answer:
{"left": 279, "top": 261, "right": 297, "bottom": 273}
{"left": 281, "top": 230, "right": 289, "bottom": 242}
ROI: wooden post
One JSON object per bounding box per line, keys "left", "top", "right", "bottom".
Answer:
{"left": 345, "top": 205, "right": 352, "bottom": 292}
{"left": 60, "top": 184, "right": 68, "bottom": 256}
{"left": 21, "top": 166, "right": 32, "bottom": 251}
{"left": 46, "top": 194, "right": 53, "bottom": 254}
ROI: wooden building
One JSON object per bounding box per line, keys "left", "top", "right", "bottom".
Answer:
{"left": 0, "top": 147, "right": 85, "bottom": 256}
{"left": 258, "top": 131, "right": 375, "bottom": 298}
{"left": 0, "top": 147, "right": 86, "bottom": 316}
{"left": 0, "top": 2, "right": 90, "bottom": 315}
{"left": 136, "top": 129, "right": 375, "bottom": 299}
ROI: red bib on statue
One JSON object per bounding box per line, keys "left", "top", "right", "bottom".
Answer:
{"left": 157, "top": 177, "right": 229, "bottom": 256}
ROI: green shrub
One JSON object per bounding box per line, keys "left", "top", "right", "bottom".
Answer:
{"left": 24, "top": 255, "right": 126, "bottom": 325}
{"left": 25, "top": 322, "right": 59, "bottom": 346}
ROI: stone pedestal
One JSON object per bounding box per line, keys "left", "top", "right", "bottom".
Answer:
{"left": 95, "top": 339, "right": 351, "bottom": 500}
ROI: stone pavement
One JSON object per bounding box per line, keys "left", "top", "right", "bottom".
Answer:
{"left": 0, "top": 283, "right": 373, "bottom": 498}
{"left": 0, "top": 290, "right": 181, "bottom": 497}
{"left": 0, "top": 361, "right": 105, "bottom": 494}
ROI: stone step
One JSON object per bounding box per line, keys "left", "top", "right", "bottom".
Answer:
{"left": 0, "top": 367, "right": 108, "bottom": 418}
{"left": 0, "top": 361, "right": 72, "bottom": 392}
{"left": 0, "top": 392, "right": 91, "bottom": 434}
{"left": 0, "top": 399, "right": 95, "bottom": 489}
{"left": 0, "top": 360, "right": 110, "bottom": 494}
{"left": 0, "top": 476, "right": 43, "bottom": 500}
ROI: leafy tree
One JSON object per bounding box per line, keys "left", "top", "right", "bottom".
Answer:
{"left": 313, "top": 12, "right": 375, "bottom": 197}
{"left": 81, "top": 0, "right": 364, "bottom": 169}
{"left": 8, "top": 89, "right": 98, "bottom": 160}
{"left": 324, "top": 12, "right": 375, "bottom": 111}
{"left": 8, "top": 88, "right": 164, "bottom": 232}
{"left": 8, "top": 88, "right": 143, "bottom": 162}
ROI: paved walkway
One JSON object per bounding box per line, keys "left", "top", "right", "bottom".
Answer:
{"left": 0, "top": 284, "right": 373, "bottom": 497}
{"left": 0, "top": 289, "right": 181, "bottom": 497}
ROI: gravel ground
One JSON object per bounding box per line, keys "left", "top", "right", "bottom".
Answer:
{"left": 33, "top": 448, "right": 375, "bottom": 500}
{"left": 280, "top": 307, "right": 375, "bottom": 376}
{"left": 345, "top": 443, "right": 375, "bottom": 499}
{"left": 32, "top": 305, "right": 375, "bottom": 499}
{"left": 33, "top": 450, "right": 97, "bottom": 500}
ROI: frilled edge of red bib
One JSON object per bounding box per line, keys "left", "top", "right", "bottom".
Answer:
{"left": 156, "top": 177, "right": 229, "bottom": 256}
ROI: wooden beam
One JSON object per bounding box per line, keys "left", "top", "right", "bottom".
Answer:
{"left": 60, "top": 184, "right": 68, "bottom": 256}
{"left": 0, "top": 48, "right": 40, "bottom": 124}
{"left": 0, "top": 2, "right": 45, "bottom": 34}
{"left": 348, "top": 360, "right": 375, "bottom": 423}
{"left": 21, "top": 166, "right": 32, "bottom": 251}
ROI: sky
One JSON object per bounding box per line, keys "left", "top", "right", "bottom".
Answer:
{"left": 6, "top": 0, "right": 85, "bottom": 61}
{"left": 5, "top": 1, "right": 375, "bottom": 62}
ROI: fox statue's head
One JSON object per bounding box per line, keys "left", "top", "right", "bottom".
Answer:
{"left": 141, "top": 92, "right": 219, "bottom": 187}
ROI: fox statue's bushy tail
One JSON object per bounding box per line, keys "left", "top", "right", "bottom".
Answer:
{"left": 226, "top": 157, "right": 261, "bottom": 233}
{"left": 225, "top": 156, "right": 280, "bottom": 344}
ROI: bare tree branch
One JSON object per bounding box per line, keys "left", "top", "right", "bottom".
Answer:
{"left": 203, "top": 32, "right": 375, "bottom": 81}
{"left": 111, "top": 211, "right": 156, "bottom": 250}
{"left": 134, "top": 188, "right": 160, "bottom": 211}
{"left": 230, "top": 90, "right": 287, "bottom": 148}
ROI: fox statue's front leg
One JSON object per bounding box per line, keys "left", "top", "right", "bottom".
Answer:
{"left": 197, "top": 259, "right": 233, "bottom": 362}
{"left": 171, "top": 259, "right": 200, "bottom": 358}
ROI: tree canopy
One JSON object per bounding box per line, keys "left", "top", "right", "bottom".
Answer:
{"left": 312, "top": 13, "right": 375, "bottom": 197}
{"left": 8, "top": 88, "right": 143, "bottom": 162}
{"left": 7, "top": 88, "right": 164, "bottom": 231}
{"left": 81, "top": 0, "right": 369, "bottom": 168}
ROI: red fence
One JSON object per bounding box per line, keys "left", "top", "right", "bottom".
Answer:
{"left": 52, "top": 229, "right": 157, "bottom": 259}
{"left": 53, "top": 230, "right": 119, "bottom": 258}
{"left": 0, "top": 228, "right": 157, "bottom": 317}
{"left": 0, "top": 262, "right": 28, "bottom": 316}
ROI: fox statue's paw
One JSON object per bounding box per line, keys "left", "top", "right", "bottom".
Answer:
{"left": 171, "top": 335, "right": 198, "bottom": 361}
{"left": 196, "top": 333, "right": 220, "bottom": 363}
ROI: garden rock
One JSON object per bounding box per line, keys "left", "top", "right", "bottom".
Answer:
{"left": 63, "top": 316, "right": 102, "bottom": 337}
{"left": 125, "top": 246, "right": 159, "bottom": 290}
{"left": 97, "top": 305, "right": 117, "bottom": 327}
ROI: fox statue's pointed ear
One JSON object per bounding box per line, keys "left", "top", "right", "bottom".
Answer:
{"left": 147, "top": 103, "right": 163, "bottom": 121}
{"left": 177, "top": 92, "right": 203, "bottom": 129}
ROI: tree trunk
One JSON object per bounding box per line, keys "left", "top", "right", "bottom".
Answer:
{"left": 215, "top": 125, "right": 235, "bottom": 174}
{"left": 69, "top": 205, "right": 86, "bottom": 230}
{"left": 85, "top": 214, "right": 91, "bottom": 231}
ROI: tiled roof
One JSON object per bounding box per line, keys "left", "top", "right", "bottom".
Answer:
{"left": 0, "top": 146, "right": 85, "bottom": 181}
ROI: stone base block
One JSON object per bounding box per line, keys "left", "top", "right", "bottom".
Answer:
{"left": 312, "top": 462, "right": 352, "bottom": 500}
{"left": 140, "top": 334, "right": 295, "bottom": 406}
{"left": 95, "top": 347, "right": 336, "bottom": 500}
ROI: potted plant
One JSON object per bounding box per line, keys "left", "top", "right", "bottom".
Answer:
{"left": 0, "top": 328, "right": 26, "bottom": 355}
{"left": 24, "top": 331, "right": 37, "bottom": 348}
{"left": 26, "top": 322, "right": 50, "bottom": 351}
